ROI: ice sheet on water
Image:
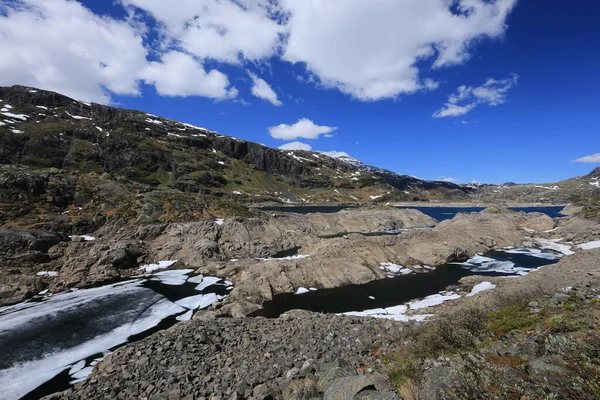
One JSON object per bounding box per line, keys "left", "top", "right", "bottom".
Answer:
{"left": 342, "top": 291, "right": 460, "bottom": 322}
{"left": 187, "top": 274, "right": 204, "bottom": 284}
{"left": 455, "top": 255, "right": 530, "bottom": 276}
{"left": 257, "top": 255, "right": 310, "bottom": 261}
{"left": 176, "top": 310, "right": 193, "bottom": 321}
{"left": 68, "top": 360, "right": 86, "bottom": 375}
{"left": 151, "top": 269, "right": 193, "bottom": 286}
{"left": 295, "top": 287, "right": 310, "bottom": 295}
{"left": 175, "top": 293, "right": 219, "bottom": 310}
{"left": 0, "top": 292, "right": 184, "bottom": 400}
{"left": 194, "top": 276, "right": 222, "bottom": 292}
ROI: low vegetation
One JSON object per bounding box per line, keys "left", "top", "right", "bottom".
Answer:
{"left": 385, "top": 286, "right": 600, "bottom": 399}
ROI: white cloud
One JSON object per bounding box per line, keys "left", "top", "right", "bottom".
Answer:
{"left": 269, "top": 118, "right": 337, "bottom": 140}
{"left": 437, "top": 176, "right": 458, "bottom": 183}
{"left": 573, "top": 153, "right": 600, "bottom": 163}
{"left": 0, "top": 0, "right": 148, "bottom": 103}
{"left": 139, "top": 51, "right": 237, "bottom": 99}
{"left": 280, "top": 0, "right": 517, "bottom": 100}
{"left": 248, "top": 72, "right": 282, "bottom": 106}
{"left": 434, "top": 103, "right": 475, "bottom": 118}
{"left": 121, "top": 0, "right": 283, "bottom": 63}
{"left": 0, "top": 0, "right": 519, "bottom": 104}
{"left": 278, "top": 141, "right": 312, "bottom": 151}
{"left": 319, "top": 150, "right": 351, "bottom": 158}
{"left": 433, "top": 74, "right": 518, "bottom": 118}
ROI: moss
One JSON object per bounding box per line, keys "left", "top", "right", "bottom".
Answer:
{"left": 487, "top": 304, "right": 541, "bottom": 335}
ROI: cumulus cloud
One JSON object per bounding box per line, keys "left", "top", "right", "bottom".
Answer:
{"left": 269, "top": 118, "right": 337, "bottom": 140}
{"left": 140, "top": 52, "right": 238, "bottom": 99}
{"left": 1, "top": 0, "right": 519, "bottom": 103}
{"left": 0, "top": 0, "right": 148, "bottom": 103}
{"left": 573, "top": 153, "right": 600, "bottom": 163}
{"left": 433, "top": 74, "right": 518, "bottom": 118}
{"left": 121, "top": 0, "right": 283, "bottom": 63}
{"left": 248, "top": 72, "right": 282, "bottom": 106}
{"left": 278, "top": 141, "right": 312, "bottom": 151}
{"left": 280, "top": 0, "right": 517, "bottom": 100}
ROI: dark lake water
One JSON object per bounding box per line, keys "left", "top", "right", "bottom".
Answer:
{"left": 252, "top": 249, "right": 561, "bottom": 318}
{"left": 257, "top": 205, "right": 565, "bottom": 221}
{"left": 396, "top": 206, "right": 565, "bottom": 221}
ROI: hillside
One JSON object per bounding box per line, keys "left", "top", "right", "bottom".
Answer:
{"left": 470, "top": 168, "right": 600, "bottom": 204}
{"left": 0, "top": 85, "right": 469, "bottom": 231}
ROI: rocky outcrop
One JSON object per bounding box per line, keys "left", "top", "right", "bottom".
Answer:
{"left": 0, "top": 207, "right": 437, "bottom": 306}
{"left": 46, "top": 312, "right": 404, "bottom": 400}
{"left": 201, "top": 209, "right": 558, "bottom": 314}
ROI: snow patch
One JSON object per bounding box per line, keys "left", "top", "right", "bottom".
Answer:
{"left": 408, "top": 292, "right": 461, "bottom": 309}
{"left": 138, "top": 260, "right": 178, "bottom": 273}
{"left": 577, "top": 240, "right": 600, "bottom": 250}
{"left": 532, "top": 238, "right": 575, "bottom": 255}
{"left": 466, "top": 282, "right": 496, "bottom": 297}
{"left": 37, "top": 271, "right": 59, "bottom": 277}
{"left": 65, "top": 111, "right": 91, "bottom": 120}
{"left": 69, "top": 235, "right": 96, "bottom": 241}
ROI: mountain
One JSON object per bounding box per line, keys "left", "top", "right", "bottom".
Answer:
{"left": 0, "top": 85, "right": 468, "bottom": 231}
{"left": 469, "top": 168, "right": 600, "bottom": 204}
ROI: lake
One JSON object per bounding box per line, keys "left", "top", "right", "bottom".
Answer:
{"left": 257, "top": 205, "right": 565, "bottom": 221}
{"left": 252, "top": 248, "right": 562, "bottom": 318}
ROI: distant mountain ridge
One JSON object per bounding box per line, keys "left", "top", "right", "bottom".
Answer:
{"left": 0, "top": 85, "right": 472, "bottom": 230}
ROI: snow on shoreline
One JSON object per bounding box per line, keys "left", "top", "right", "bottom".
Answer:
{"left": 532, "top": 238, "right": 574, "bottom": 255}
{"left": 380, "top": 262, "right": 412, "bottom": 275}
{"left": 577, "top": 240, "right": 600, "bottom": 250}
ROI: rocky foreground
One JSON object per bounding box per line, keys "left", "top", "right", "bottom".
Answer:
{"left": 44, "top": 248, "right": 600, "bottom": 400}
{"left": 45, "top": 312, "right": 405, "bottom": 400}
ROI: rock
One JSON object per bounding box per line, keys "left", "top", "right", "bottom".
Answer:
{"left": 527, "top": 358, "right": 567, "bottom": 375}
{"left": 322, "top": 376, "right": 375, "bottom": 400}
{"left": 317, "top": 359, "right": 357, "bottom": 392}
{"left": 48, "top": 316, "right": 403, "bottom": 400}
{"left": 353, "top": 391, "right": 400, "bottom": 400}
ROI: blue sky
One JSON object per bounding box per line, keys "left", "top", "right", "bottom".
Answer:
{"left": 1, "top": 0, "right": 599, "bottom": 184}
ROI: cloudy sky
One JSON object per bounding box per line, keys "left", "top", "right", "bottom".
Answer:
{"left": 1, "top": 0, "right": 598, "bottom": 183}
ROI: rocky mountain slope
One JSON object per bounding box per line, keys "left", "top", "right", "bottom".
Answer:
{"left": 0, "top": 85, "right": 469, "bottom": 231}
{"left": 469, "top": 167, "right": 600, "bottom": 204}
